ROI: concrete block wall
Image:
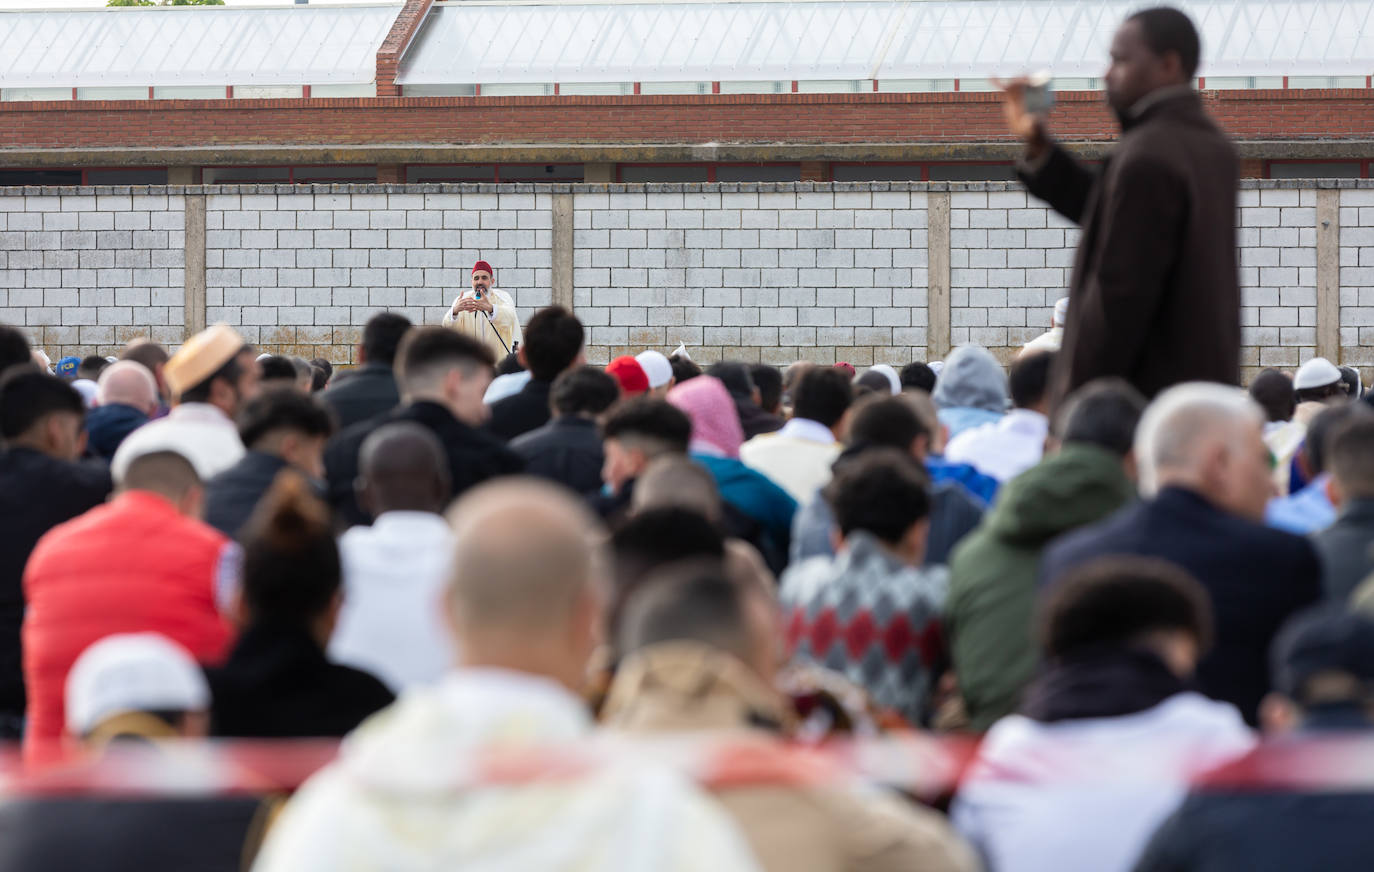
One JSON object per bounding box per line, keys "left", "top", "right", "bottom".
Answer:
{"left": 203, "top": 190, "right": 552, "bottom": 359}
{"left": 0, "top": 180, "right": 1363, "bottom": 380}
{"left": 1339, "top": 188, "right": 1374, "bottom": 369}
{"left": 0, "top": 192, "right": 186, "bottom": 353}
{"left": 571, "top": 188, "right": 929, "bottom": 366}
{"left": 1239, "top": 187, "right": 1319, "bottom": 369}
{"left": 948, "top": 189, "right": 1080, "bottom": 353}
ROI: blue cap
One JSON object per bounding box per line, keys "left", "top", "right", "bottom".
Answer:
{"left": 55, "top": 356, "right": 80, "bottom": 379}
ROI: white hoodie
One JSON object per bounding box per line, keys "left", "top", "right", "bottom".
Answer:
{"left": 253, "top": 668, "right": 762, "bottom": 872}
{"left": 951, "top": 693, "right": 1254, "bottom": 872}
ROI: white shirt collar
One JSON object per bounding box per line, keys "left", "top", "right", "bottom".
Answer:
{"left": 370, "top": 511, "right": 451, "bottom": 537}
{"left": 1001, "top": 408, "right": 1050, "bottom": 435}
{"left": 776, "top": 417, "right": 836, "bottom": 445}
{"left": 168, "top": 403, "right": 236, "bottom": 427}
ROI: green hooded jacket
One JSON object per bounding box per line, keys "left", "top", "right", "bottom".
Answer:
{"left": 945, "top": 442, "right": 1136, "bottom": 731}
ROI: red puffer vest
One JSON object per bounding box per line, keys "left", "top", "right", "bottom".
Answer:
{"left": 22, "top": 490, "right": 235, "bottom": 753}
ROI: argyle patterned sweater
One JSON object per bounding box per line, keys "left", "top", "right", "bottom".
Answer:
{"left": 779, "top": 531, "right": 949, "bottom": 726}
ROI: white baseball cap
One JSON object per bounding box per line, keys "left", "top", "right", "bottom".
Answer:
{"left": 1293, "top": 357, "right": 1342, "bottom": 391}
{"left": 635, "top": 350, "right": 674, "bottom": 389}
{"left": 65, "top": 633, "right": 210, "bottom": 738}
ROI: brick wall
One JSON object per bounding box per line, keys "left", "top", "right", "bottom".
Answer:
{"left": 2, "top": 89, "right": 1372, "bottom": 156}
{"left": 0, "top": 180, "right": 1361, "bottom": 382}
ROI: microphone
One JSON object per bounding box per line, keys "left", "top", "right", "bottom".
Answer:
{"left": 474, "top": 287, "right": 483, "bottom": 301}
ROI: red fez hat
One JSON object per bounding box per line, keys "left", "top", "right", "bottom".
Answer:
{"left": 606, "top": 356, "right": 650, "bottom": 396}
{"left": 472, "top": 260, "right": 494, "bottom": 276}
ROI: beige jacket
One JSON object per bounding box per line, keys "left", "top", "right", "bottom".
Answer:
{"left": 602, "top": 643, "right": 979, "bottom": 872}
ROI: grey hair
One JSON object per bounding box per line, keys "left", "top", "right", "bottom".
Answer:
{"left": 1134, "top": 382, "right": 1264, "bottom": 497}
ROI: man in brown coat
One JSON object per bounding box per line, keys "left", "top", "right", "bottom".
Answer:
{"left": 1000, "top": 7, "right": 1239, "bottom": 403}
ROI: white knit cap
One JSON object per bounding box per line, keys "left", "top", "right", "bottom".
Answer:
{"left": 1052, "top": 297, "right": 1069, "bottom": 327}
{"left": 1293, "top": 357, "right": 1342, "bottom": 391}
{"left": 65, "top": 633, "right": 210, "bottom": 737}
{"left": 869, "top": 364, "right": 902, "bottom": 396}
{"left": 635, "top": 350, "right": 674, "bottom": 389}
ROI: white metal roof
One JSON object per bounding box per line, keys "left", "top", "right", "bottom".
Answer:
{"left": 395, "top": 0, "right": 1374, "bottom": 84}
{"left": 0, "top": 4, "right": 401, "bottom": 88}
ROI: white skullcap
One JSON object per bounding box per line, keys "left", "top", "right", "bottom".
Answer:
{"left": 635, "top": 350, "right": 674, "bottom": 389}
{"left": 65, "top": 633, "right": 210, "bottom": 737}
{"left": 1293, "top": 357, "right": 1342, "bottom": 391}
{"left": 671, "top": 344, "right": 692, "bottom": 362}
{"left": 1053, "top": 297, "right": 1069, "bottom": 327}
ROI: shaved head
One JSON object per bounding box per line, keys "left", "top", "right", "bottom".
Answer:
{"left": 631, "top": 456, "right": 722, "bottom": 522}
{"left": 358, "top": 422, "right": 450, "bottom": 516}
{"left": 445, "top": 479, "right": 605, "bottom": 638}
{"left": 97, "top": 360, "right": 159, "bottom": 414}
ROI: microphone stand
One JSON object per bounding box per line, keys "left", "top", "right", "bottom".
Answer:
{"left": 473, "top": 287, "right": 511, "bottom": 356}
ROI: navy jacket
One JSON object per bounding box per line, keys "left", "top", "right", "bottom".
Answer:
{"left": 321, "top": 363, "right": 400, "bottom": 430}
{"left": 1311, "top": 499, "right": 1374, "bottom": 603}
{"left": 1041, "top": 486, "right": 1322, "bottom": 723}
{"left": 84, "top": 403, "right": 148, "bottom": 460}
{"left": 325, "top": 400, "right": 524, "bottom": 528}
{"left": 485, "top": 378, "right": 553, "bottom": 443}
{"left": 1135, "top": 714, "right": 1374, "bottom": 872}
{"left": 203, "top": 451, "right": 290, "bottom": 541}
{"left": 510, "top": 417, "right": 604, "bottom": 496}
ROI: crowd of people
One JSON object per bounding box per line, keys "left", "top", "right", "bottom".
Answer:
{"left": 1, "top": 299, "right": 1374, "bottom": 871}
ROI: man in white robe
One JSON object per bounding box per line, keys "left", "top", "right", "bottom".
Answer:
{"left": 441, "top": 260, "right": 522, "bottom": 360}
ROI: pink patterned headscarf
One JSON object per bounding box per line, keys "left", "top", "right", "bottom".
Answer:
{"left": 667, "top": 375, "right": 744, "bottom": 459}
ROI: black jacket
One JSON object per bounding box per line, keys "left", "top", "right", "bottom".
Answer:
{"left": 0, "top": 448, "right": 110, "bottom": 730}
{"left": 735, "top": 399, "right": 783, "bottom": 441}
{"left": 207, "top": 622, "right": 394, "bottom": 738}
{"left": 510, "top": 417, "right": 604, "bottom": 496}
{"left": 1311, "top": 498, "right": 1374, "bottom": 603}
{"left": 321, "top": 363, "right": 400, "bottom": 430}
{"left": 1041, "top": 486, "right": 1321, "bottom": 723}
{"left": 1136, "top": 715, "right": 1374, "bottom": 872}
{"left": 203, "top": 451, "right": 290, "bottom": 541}
{"left": 325, "top": 400, "right": 525, "bottom": 527}
{"left": 0, "top": 795, "right": 268, "bottom": 872}
{"left": 1021, "top": 91, "right": 1240, "bottom": 403}
{"left": 485, "top": 379, "right": 553, "bottom": 442}
{"left": 84, "top": 403, "right": 148, "bottom": 460}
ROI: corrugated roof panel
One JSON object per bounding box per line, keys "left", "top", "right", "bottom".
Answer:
{"left": 395, "top": 0, "right": 1374, "bottom": 85}
{"left": 0, "top": 4, "right": 400, "bottom": 88}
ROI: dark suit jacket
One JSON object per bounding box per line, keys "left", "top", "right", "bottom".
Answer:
{"left": 0, "top": 448, "right": 110, "bottom": 728}
{"left": 1311, "top": 498, "right": 1374, "bottom": 603}
{"left": 203, "top": 451, "right": 290, "bottom": 541}
{"left": 0, "top": 795, "right": 269, "bottom": 872}
{"left": 1041, "top": 486, "right": 1321, "bottom": 723}
{"left": 510, "top": 417, "right": 604, "bottom": 496}
{"left": 1020, "top": 90, "right": 1240, "bottom": 402}
{"left": 321, "top": 363, "right": 400, "bottom": 430}
{"left": 485, "top": 378, "right": 553, "bottom": 442}
{"left": 324, "top": 400, "right": 525, "bottom": 527}
{"left": 207, "top": 622, "right": 393, "bottom": 738}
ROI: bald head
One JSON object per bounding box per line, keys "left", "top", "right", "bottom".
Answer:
{"left": 358, "top": 422, "right": 450, "bottom": 516}
{"left": 97, "top": 361, "right": 159, "bottom": 414}
{"left": 446, "top": 479, "right": 605, "bottom": 645}
{"left": 1136, "top": 383, "right": 1272, "bottom": 521}
{"left": 631, "top": 456, "right": 722, "bottom": 522}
